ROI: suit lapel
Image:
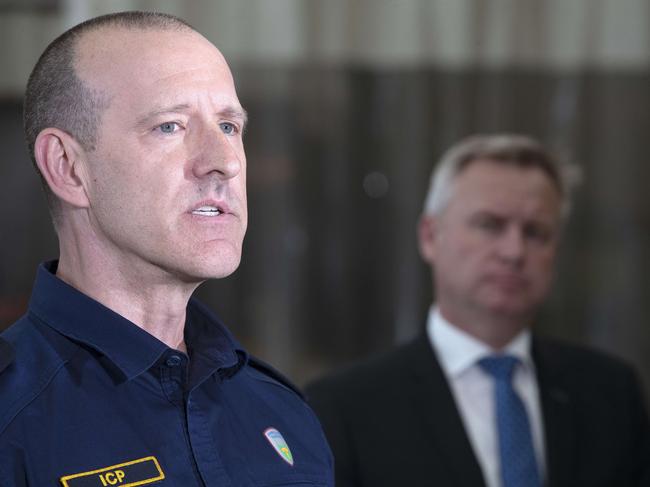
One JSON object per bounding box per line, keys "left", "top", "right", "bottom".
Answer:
{"left": 533, "top": 338, "right": 576, "bottom": 487}
{"left": 406, "top": 334, "right": 487, "bottom": 487}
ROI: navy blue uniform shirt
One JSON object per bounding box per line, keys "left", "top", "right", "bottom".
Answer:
{"left": 0, "top": 262, "right": 333, "bottom": 486}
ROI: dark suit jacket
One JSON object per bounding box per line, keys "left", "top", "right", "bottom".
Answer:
{"left": 306, "top": 334, "right": 650, "bottom": 487}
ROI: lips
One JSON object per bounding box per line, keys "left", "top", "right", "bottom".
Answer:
{"left": 487, "top": 273, "right": 528, "bottom": 290}
{"left": 189, "top": 200, "right": 232, "bottom": 217}
{"left": 192, "top": 205, "right": 222, "bottom": 216}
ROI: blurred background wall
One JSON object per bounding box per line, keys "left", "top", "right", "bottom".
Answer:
{"left": 1, "top": 0, "right": 649, "bottom": 392}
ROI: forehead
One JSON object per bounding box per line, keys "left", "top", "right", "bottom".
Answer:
{"left": 449, "top": 159, "right": 562, "bottom": 217}
{"left": 74, "top": 26, "right": 236, "bottom": 103}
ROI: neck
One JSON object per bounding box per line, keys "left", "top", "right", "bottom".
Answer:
{"left": 437, "top": 303, "right": 532, "bottom": 350}
{"left": 56, "top": 232, "right": 198, "bottom": 352}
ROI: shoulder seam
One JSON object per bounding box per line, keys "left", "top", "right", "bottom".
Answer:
{"left": 246, "top": 357, "right": 304, "bottom": 399}
{"left": 0, "top": 357, "right": 68, "bottom": 437}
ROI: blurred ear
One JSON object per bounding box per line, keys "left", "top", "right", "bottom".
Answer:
{"left": 33, "top": 128, "right": 91, "bottom": 209}
{"left": 418, "top": 214, "right": 438, "bottom": 264}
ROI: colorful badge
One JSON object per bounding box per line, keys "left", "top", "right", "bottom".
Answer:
{"left": 264, "top": 427, "right": 294, "bottom": 466}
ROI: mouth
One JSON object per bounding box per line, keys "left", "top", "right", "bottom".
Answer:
{"left": 189, "top": 198, "right": 234, "bottom": 218}
{"left": 191, "top": 205, "right": 224, "bottom": 217}
{"left": 488, "top": 274, "right": 527, "bottom": 289}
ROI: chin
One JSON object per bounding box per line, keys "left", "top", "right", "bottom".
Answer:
{"left": 197, "top": 254, "right": 242, "bottom": 280}
{"left": 481, "top": 293, "right": 531, "bottom": 316}
{"left": 170, "top": 247, "right": 243, "bottom": 282}
{"left": 486, "top": 300, "right": 536, "bottom": 321}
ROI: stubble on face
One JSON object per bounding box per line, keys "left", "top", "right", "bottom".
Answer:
{"left": 71, "top": 27, "right": 248, "bottom": 286}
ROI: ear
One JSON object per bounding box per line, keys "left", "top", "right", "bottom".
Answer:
{"left": 418, "top": 214, "right": 438, "bottom": 264}
{"left": 33, "top": 128, "right": 91, "bottom": 209}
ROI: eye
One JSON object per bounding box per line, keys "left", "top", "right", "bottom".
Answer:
{"left": 157, "top": 122, "right": 180, "bottom": 134}
{"left": 471, "top": 214, "right": 505, "bottom": 235}
{"left": 219, "top": 122, "right": 238, "bottom": 135}
{"left": 523, "top": 222, "right": 554, "bottom": 244}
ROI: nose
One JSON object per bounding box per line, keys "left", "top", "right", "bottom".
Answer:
{"left": 191, "top": 124, "right": 243, "bottom": 181}
{"left": 497, "top": 225, "right": 526, "bottom": 265}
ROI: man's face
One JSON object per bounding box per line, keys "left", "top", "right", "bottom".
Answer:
{"left": 420, "top": 159, "right": 562, "bottom": 325}
{"left": 76, "top": 27, "right": 247, "bottom": 282}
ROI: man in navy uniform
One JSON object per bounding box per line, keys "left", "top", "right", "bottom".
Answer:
{"left": 306, "top": 134, "right": 650, "bottom": 487}
{"left": 0, "top": 11, "right": 332, "bottom": 486}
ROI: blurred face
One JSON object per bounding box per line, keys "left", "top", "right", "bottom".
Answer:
{"left": 419, "top": 159, "right": 562, "bottom": 326}
{"left": 75, "top": 27, "right": 247, "bottom": 282}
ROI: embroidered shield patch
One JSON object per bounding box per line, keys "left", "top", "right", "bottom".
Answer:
{"left": 264, "top": 427, "right": 294, "bottom": 466}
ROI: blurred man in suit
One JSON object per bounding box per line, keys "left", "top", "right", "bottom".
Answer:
{"left": 306, "top": 134, "right": 650, "bottom": 487}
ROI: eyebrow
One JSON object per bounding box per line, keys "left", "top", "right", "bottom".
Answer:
{"left": 135, "top": 104, "right": 249, "bottom": 130}
{"left": 135, "top": 104, "right": 190, "bottom": 127}
{"left": 221, "top": 107, "right": 249, "bottom": 130}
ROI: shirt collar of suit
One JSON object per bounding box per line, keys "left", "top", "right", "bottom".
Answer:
{"left": 426, "top": 305, "right": 535, "bottom": 379}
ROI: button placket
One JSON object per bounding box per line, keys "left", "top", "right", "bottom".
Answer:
{"left": 161, "top": 353, "right": 186, "bottom": 404}
{"left": 186, "top": 387, "right": 233, "bottom": 486}
{"left": 166, "top": 355, "right": 182, "bottom": 367}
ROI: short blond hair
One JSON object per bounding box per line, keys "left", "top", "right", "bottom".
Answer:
{"left": 423, "top": 134, "right": 570, "bottom": 217}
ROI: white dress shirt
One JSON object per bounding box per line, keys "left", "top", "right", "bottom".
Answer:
{"left": 426, "top": 306, "right": 546, "bottom": 487}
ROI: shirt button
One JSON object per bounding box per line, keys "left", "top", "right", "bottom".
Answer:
{"left": 166, "top": 355, "right": 182, "bottom": 367}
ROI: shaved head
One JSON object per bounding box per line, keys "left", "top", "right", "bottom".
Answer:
{"left": 23, "top": 11, "right": 195, "bottom": 218}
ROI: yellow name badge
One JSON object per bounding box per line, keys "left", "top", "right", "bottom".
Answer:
{"left": 60, "top": 456, "right": 165, "bottom": 487}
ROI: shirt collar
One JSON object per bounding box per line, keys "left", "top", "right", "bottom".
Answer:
{"left": 185, "top": 297, "right": 248, "bottom": 382}
{"left": 28, "top": 261, "right": 246, "bottom": 381}
{"left": 426, "top": 305, "right": 534, "bottom": 378}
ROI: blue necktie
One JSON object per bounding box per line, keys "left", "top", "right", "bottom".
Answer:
{"left": 478, "top": 355, "right": 541, "bottom": 487}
